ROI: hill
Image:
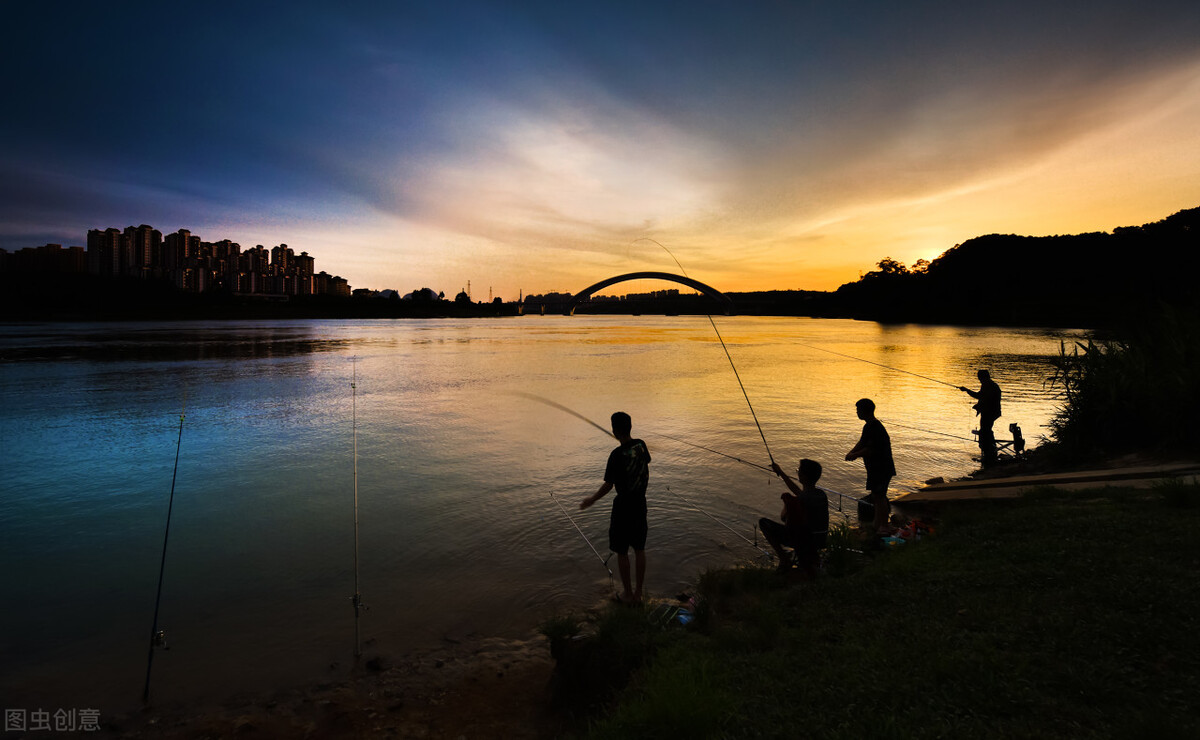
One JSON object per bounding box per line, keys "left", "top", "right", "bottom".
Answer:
{"left": 830, "top": 206, "right": 1200, "bottom": 327}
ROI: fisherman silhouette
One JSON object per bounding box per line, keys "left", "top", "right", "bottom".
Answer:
{"left": 846, "top": 398, "right": 895, "bottom": 533}
{"left": 960, "top": 369, "right": 1001, "bottom": 467}
{"left": 581, "top": 411, "right": 651, "bottom": 605}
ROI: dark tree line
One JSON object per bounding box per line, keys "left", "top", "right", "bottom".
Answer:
{"left": 827, "top": 206, "right": 1200, "bottom": 327}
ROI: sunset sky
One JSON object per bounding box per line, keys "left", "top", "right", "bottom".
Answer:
{"left": 4, "top": 1, "right": 1199, "bottom": 298}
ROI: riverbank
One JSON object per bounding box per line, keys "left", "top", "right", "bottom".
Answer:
{"left": 96, "top": 464, "right": 1200, "bottom": 738}
{"left": 571, "top": 477, "right": 1200, "bottom": 739}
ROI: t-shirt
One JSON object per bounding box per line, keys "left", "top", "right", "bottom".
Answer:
{"left": 976, "top": 379, "right": 1001, "bottom": 420}
{"left": 604, "top": 439, "right": 651, "bottom": 505}
{"left": 782, "top": 487, "right": 829, "bottom": 537}
{"left": 861, "top": 418, "right": 896, "bottom": 487}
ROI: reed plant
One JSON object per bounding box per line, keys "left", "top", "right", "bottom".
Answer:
{"left": 1047, "top": 305, "right": 1200, "bottom": 458}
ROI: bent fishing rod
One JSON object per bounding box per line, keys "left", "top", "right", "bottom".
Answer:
{"left": 143, "top": 396, "right": 186, "bottom": 704}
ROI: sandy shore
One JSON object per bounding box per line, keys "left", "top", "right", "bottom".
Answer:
{"left": 100, "top": 632, "right": 564, "bottom": 739}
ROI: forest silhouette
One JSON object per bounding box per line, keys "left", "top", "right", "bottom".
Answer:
{"left": 824, "top": 206, "right": 1200, "bottom": 327}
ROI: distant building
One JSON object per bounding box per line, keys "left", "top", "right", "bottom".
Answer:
{"left": 2, "top": 243, "right": 87, "bottom": 274}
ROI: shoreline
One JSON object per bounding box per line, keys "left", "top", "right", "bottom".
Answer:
{"left": 101, "top": 631, "right": 562, "bottom": 739}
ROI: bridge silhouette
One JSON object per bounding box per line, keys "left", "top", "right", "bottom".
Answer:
{"left": 565, "top": 271, "right": 733, "bottom": 315}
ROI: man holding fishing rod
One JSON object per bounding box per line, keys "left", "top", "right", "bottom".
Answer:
{"left": 581, "top": 412, "right": 651, "bottom": 605}
{"left": 846, "top": 398, "right": 896, "bottom": 533}
{"left": 763, "top": 459, "right": 829, "bottom": 577}
{"left": 960, "top": 369, "right": 1001, "bottom": 467}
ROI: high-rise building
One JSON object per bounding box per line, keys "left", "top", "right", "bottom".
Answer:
{"left": 124, "top": 224, "right": 162, "bottom": 277}
{"left": 87, "top": 228, "right": 123, "bottom": 276}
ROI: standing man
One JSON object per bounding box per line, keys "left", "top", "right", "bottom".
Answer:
{"left": 960, "top": 369, "right": 1001, "bottom": 467}
{"left": 846, "top": 398, "right": 895, "bottom": 533}
{"left": 581, "top": 412, "right": 651, "bottom": 605}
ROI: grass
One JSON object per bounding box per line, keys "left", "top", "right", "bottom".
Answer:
{"left": 548, "top": 484, "right": 1200, "bottom": 739}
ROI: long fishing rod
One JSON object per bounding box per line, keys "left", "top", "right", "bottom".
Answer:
{"left": 142, "top": 396, "right": 186, "bottom": 704}
{"left": 796, "top": 342, "right": 959, "bottom": 389}
{"left": 634, "top": 237, "right": 775, "bottom": 466}
{"left": 550, "top": 492, "right": 614, "bottom": 585}
{"left": 351, "top": 358, "right": 362, "bottom": 658}
{"left": 509, "top": 391, "right": 614, "bottom": 439}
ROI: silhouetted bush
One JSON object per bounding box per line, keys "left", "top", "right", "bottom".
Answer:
{"left": 1047, "top": 305, "right": 1200, "bottom": 457}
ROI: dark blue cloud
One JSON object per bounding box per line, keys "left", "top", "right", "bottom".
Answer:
{"left": 3, "top": 0, "right": 1199, "bottom": 253}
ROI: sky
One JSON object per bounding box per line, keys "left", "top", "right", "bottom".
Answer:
{"left": 4, "top": 1, "right": 1200, "bottom": 298}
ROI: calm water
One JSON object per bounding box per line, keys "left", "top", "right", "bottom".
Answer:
{"left": 0, "top": 316, "right": 1082, "bottom": 711}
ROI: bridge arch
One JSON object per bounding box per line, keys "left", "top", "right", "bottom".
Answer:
{"left": 567, "top": 271, "right": 733, "bottom": 315}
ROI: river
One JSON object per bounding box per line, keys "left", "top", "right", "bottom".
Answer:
{"left": 0, "top": 316, "right": 1082, "bottom": 713}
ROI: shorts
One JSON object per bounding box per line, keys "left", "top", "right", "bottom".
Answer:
{"left": 609, "top": 499, "right": 648, "bottom": 553}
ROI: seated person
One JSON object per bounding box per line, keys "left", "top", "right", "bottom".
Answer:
{"left": 760, "top": 458, "right": 829, "bottom": 576}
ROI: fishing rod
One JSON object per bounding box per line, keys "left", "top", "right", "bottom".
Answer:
{"left": 350, "top": 358, "right": 362, "bottom": 658}
{"left": 550, "top": 491, "right": 614, "bottom": 585}
{"left": 142, "top": 395, "right": 186, "bottom": 704}
{"left": 796, "top": 342, "right": 959, "bottom": 389}
{"left": 508, "top": 391, "right": 614, "bottom": 439}
{"left": 635, "top": 237, "right": 776, "bottom": 467}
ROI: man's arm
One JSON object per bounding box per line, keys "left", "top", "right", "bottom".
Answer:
{"left": 581, "top": 481, "right": 613, "bottom": 510}
{"left": 846, "top": 431, "right": 868, "bottom": 461}
{"left": 770, "top": 461, "right": 803, "bottom": 496}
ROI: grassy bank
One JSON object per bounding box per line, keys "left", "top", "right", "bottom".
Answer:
{"left": 547, "top": 482, "right": 1200, "bottom": 739}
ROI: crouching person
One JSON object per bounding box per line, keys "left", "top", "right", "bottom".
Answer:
{"left": 761, "top": 458, "right": 829, "bottom": 578}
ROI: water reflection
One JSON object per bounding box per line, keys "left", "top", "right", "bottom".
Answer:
{"left": 0, "top": 317, "right": 1083, "bottom": 712}
{"left": 0, "top": 321, "right": 353, "bottom": 363}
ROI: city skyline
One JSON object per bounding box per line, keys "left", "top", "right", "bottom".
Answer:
{"left": 4, "top": 2, "right": 1200, "bottom": 299}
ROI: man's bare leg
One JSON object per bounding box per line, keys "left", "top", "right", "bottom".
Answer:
{"left": 616, "top": 552, "right": 635, "bottom": 603}
{"left": 633, "top": 549, "right": 646, "bottom": 603}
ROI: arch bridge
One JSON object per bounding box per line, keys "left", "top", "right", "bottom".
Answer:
{"left": 566, "top": 271, "right": 733, "bottom": 315}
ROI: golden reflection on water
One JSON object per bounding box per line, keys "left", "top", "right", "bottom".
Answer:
{"left": 1, "top": 316, "right": 1082, "bottom": 710}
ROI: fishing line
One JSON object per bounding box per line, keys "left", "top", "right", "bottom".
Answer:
{"left": 796, "top": 342, "right": 959, "bottom": 389}
{"left": 522, "top": 393, "right": 774, "bottom": 559}
{"left": 655, "top": 431, "right": 772, "bottom": 473}
{"left": 654, "top": 430, "right": 867, "bottom": 510}
{"left": 884, "top": 419, "right": 976, "bottom": 443}
{"left": 142, "top": 394, "right": 186, "bottom": 704}
{"left": 550, "top": 492, "right": 614, "bottom": 586}
{"left": 350, "top": 358, "right": 362, "bottom": 658}
{"left": 665, "top": 485, "right": 771, "bottom": 559}
{"left": 634, "top": 237, "right": 775, "bottom": 466}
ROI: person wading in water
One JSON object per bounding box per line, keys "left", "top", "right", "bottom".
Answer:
{"left": 581, "top": 412, "right": 651, "bottom": 605}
